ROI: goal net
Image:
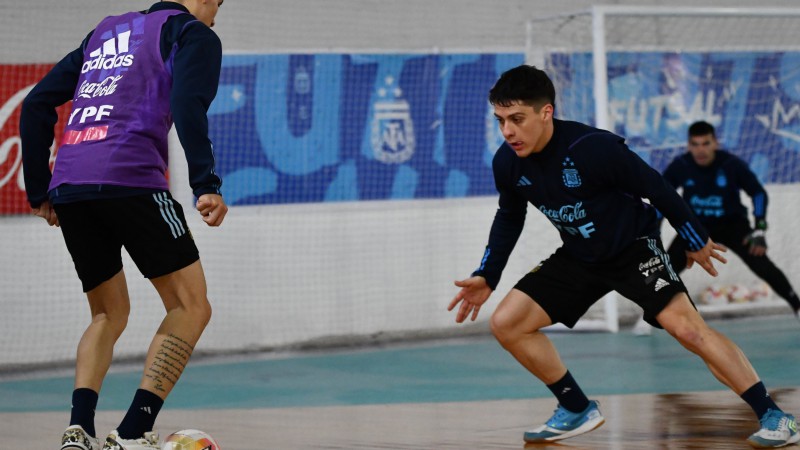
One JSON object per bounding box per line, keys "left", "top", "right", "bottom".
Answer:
{"left": 1, "top": 3, "right": 533, "bottom": 370}
{"left": 526, "top": 6, "right": 800, "bottom": 329}
{"left": 5, "top": 4, "right": 800, "bottom": 372}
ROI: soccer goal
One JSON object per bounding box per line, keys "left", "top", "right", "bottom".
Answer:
{"left": 526, "top": 6, "right": 800, "bottom": 331}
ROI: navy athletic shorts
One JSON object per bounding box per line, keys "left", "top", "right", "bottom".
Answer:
{"left": 514, "top": 237, "right": 691, "bottom": 329}
{"left": 54, "top": 191, "right": 200, "bottom": 292}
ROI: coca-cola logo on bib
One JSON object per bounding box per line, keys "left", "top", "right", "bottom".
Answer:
{"left": 0, "top": 64, "right": 69, "bottom": 214}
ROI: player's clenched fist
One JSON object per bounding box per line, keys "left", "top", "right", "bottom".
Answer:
{"left": 196, "top": 193, "right": 228, "bottom": 227}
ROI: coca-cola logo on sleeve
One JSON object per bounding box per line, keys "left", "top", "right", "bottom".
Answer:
{"left": 0, "top": 64, "right": 69, "bottom": 214}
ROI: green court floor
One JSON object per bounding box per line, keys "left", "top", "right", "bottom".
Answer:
{"left": 2, "top": 315, "right": 798, "bottom": 413}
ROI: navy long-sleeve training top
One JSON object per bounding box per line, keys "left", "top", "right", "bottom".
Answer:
{"left": 662, "top": 150, "right": 768, "bottom": 227}
{"left": 20, "top": 1, "right": 222, "bottom": 208}
{"left": 473, "top": 119, "right": 709, "bottom": 290}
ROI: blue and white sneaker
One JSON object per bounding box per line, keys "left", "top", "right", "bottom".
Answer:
{"left": 747, "top": 409, "right": 799, "bottom": 448}
{"left": 524, "top": 400, "right": 604, "bottom": 443}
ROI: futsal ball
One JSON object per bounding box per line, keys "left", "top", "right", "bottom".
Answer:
{"left": 698, "top": 284, "right": 727, "bottom": 306}
{"left": 749, "top": 281, "right": 771, "bottom": 302}
{"left": 726, "top": 283, "right": 752, "bottom": 303}
{"left": 161, "top": 429, "right": 220, "bottom": 450}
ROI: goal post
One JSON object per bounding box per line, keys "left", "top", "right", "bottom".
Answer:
{"left": 588, "top": 6, "right": 800, "bottom": 132}
{"left": 526, "top": 6, "right": 800, "bottom": 331}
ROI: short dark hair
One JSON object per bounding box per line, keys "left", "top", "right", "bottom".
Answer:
{"left": 489, "top": 65, "right": 555, "bottom": 110}
{"left": 688, "top": 121, "right": 716, "bottom": 138}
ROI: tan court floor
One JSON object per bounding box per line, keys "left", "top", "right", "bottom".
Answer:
{"left": 4, "top": 388, "right": 799, "bottom": 449}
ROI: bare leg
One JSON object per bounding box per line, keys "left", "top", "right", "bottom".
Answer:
{"left": 491, "top": 289, "right": 604, "bottom": 443}
{"left": 138, "top": 260, "right": 212, "bottom": 399}
{"left": 490, "top": 289, "right": 566, "bottom": 384}
{"left": 75, "top": 270, "right": 131, "bottom": 392}
{"left": 656, "top": 292, "right": 759, "bottom": 394}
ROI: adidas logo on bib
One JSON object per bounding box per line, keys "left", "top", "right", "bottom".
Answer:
{"left": 81, "top": 30, "right": 134, "bottom": 74}
{"left": 654, "top": 278, "right": 670, "bottom": 292}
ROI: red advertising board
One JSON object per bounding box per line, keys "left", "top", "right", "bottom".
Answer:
{"left": 0, "top": 64, "right": 69, "bottom": 214}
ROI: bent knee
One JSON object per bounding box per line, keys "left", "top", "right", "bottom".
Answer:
{"left": 667, "top": 324, "right": 702, "bottom": 344}
{"left": 200, "top": 299, "right": 212, "bottom": 325}
{"left": 663, "top": 319, "right": 710, "bottom": 351}
{"left": 92, "top": 311, "right": 129, "bottom": 336}
{"left": 184, "top": 298, "right": 212, "bottom": 326}
{"left": 490, "top": 307, "right": 528, "bottom": 346}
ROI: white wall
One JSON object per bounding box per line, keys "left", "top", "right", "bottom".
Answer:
{"left": 3, "top": 184, "right": 798, "bottom": 367}
{"left": 4, "top": 0, "right": 800, "bottom": 61}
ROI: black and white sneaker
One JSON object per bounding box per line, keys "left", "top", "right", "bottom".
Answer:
{"left": 61, "top": 425, "right": 100, "bottom": 450}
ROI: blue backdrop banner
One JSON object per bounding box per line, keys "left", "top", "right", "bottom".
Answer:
{"left": 208, "top": 51, "right": 799, "bottom": 206}
{"left": 209, "top": 53, "right": 523, "bottom": 205}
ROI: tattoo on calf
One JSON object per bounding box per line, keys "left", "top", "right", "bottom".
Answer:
{"left": 145, "top": 333, "right": 194, "bottom": 393}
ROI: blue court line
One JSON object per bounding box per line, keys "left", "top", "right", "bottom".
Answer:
{"left": 1, "top": 316, "right": 798, "bottom": 412}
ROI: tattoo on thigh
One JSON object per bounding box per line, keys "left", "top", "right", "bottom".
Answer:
{"left": 145, "top": 333, "right": 194, "bottom": 393}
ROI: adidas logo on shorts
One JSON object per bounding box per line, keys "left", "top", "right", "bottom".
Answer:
{"left": 654, "top": 278, "right": 670, "bottom": 292}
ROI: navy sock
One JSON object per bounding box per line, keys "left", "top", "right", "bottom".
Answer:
{"left": 741, "top": 382, "right": 781, "bottom": 420}
{"left": 116, "top": 389, "right": 164, "bottom": 440}
{"left": 69, "top": 388, "right": 98, "bottom": 437}
{"left": 547, "top": 371, "right": 590, "bottom": 413}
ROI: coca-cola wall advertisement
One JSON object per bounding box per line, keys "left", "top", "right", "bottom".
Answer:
{"left": 0, "top": 64, "right": 69, "bottom": 214}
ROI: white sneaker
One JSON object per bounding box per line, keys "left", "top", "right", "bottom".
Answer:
{"left": 61, "top": 425, "right": 100, "bottom": 450}
{"left": 102, "top": 430, "right": 160, "bottom": 450}
{"left": 632, "top": 316, "right": 653, "bottom": 336}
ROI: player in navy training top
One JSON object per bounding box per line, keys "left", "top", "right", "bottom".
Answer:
{"left": 20, "top": 1, "right": 227, "bottom": 449}
{"left": 447, "top": 65, "right": 798, "bottom": 447}
{"left": 663, "top": 121, "right": 800, "bottom": 318}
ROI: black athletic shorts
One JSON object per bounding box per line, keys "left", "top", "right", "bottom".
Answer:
{"left": 514, "top": 237, "right": 690, "bottom": 329}
{"left": 53, "top": 191, "right": 200, "bottom": 292}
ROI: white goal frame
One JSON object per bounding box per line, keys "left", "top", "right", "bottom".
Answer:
{"left": 526, "top": 6, "right": 800, "bottom": 333}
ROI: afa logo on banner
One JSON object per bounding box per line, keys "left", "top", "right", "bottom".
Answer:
{"left": 0, "top": 65, "right": 69, "bottom": 215}
{"left": 207, "top": 53, "right": 523, "bottom": 206}
{"left": 549, "top": 51, "right": 800, "bottom": 183}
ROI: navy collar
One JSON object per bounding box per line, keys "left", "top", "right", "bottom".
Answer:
{"left": 145, "top": 1, "right": 190, "bottom": 15}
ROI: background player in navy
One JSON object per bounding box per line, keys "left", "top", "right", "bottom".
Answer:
{"left": 21, "top": 1, "right": 226, "bottom": 449}
{"left": 664, "top": 121, "right": 800, "bottom": 318}
{"left": 447, "top": 65, "right": 798, "bottom": 448}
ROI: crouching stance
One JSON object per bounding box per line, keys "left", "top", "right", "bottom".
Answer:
{"left": 448, "top": 65, "right": 798, "bottom": 448}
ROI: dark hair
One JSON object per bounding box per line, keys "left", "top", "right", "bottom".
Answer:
{"left": 688, "top": 121, "right": 716, "bottom": 138}
{"left": 489, "top": 65, "right": 555, "bottom": 110}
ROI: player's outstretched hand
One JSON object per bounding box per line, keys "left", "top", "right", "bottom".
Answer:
{"left": 32, "top": 200, "right": 59, "bottom": 227}
{"left": 685, "top": 238, "right": 727, "bottom": 277}
{"left": 196, "top": 193, "right": 228, "bottom": 227}
{"left": 448, "top": 276, "right": 493, "bottom": 323}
